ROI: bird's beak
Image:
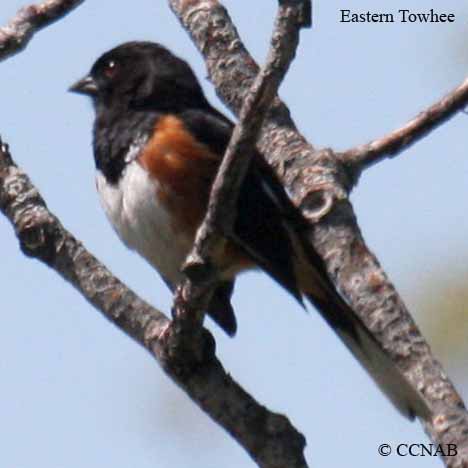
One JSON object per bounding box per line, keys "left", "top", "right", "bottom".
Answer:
{"left": 69, "top": 75, "right": 98, "bottom": 96}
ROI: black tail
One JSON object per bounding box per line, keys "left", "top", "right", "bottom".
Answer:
{"left": 295, "top": 231, "right": 431, "bottom": 420}
{"left": 305, "top": 288, "right": 430, "bottom": 420}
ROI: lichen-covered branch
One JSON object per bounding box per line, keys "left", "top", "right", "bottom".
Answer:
{"left": 0, "top": 0, "right": 84, "bottom": 61}
{"left": 169, "top": 1, "right": 468, "bottom": 466}
{"left": 339, "top": 76, "right": 468, "bottom": 176}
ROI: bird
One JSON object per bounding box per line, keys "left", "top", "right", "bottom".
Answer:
{"left": 70, "top": 41, "right": 428, "bottom": 420}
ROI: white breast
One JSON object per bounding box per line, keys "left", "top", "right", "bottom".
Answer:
{"left": 96, "top": 162, "right": 191, "bottom": 286}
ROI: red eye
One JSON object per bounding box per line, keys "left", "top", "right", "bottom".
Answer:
{"left": 104, "top": 60, "right": 119, "bottom": 78}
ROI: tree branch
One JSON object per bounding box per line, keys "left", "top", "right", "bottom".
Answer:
{"left": 0, "top": 137, "right": 307, "bottom": 467}
{"left": 175, "top": 0, "right": 310, "bottom": 334}
{"left": 169, "top": 1, "right": 468, "bottom": 465}
{"left": 0, "top": 0, "right": 84, "bottom": 62}
{"left": 339, "top": 76, "right": 468, "bottom": 176}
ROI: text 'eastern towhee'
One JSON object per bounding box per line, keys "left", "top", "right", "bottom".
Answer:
{"left": 70, "top": 41, "right": 427, "bottom": 419}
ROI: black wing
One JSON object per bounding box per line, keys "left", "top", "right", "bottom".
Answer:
{"left": 180, "top": 108, "right": 302, "bottom": 303}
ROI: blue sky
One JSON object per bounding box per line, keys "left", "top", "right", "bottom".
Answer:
{"left": 1, "top": 0, "right": 467, "bottom": 467}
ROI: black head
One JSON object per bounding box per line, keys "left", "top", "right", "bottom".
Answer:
{"left": 70, "top": 41, "right": 207, "bottom": 112}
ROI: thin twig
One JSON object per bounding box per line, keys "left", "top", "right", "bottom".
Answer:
{"left": 0, "top": 0, "right": 84, "bottom": 62}
{"left": 0, "top": 138, "right": 307, "bottom": 468}
{"left": 339, "top": 77, "right": 468, "bottom": 175}
{"left": 175, "top": 0, "right": 310, "bottom": 331}
{"left": 169, "top": 1, "right": 468, "bottom": 466}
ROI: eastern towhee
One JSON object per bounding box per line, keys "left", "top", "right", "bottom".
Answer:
{"left": 70, "top": 41, "right": 427, "bottom": 419}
